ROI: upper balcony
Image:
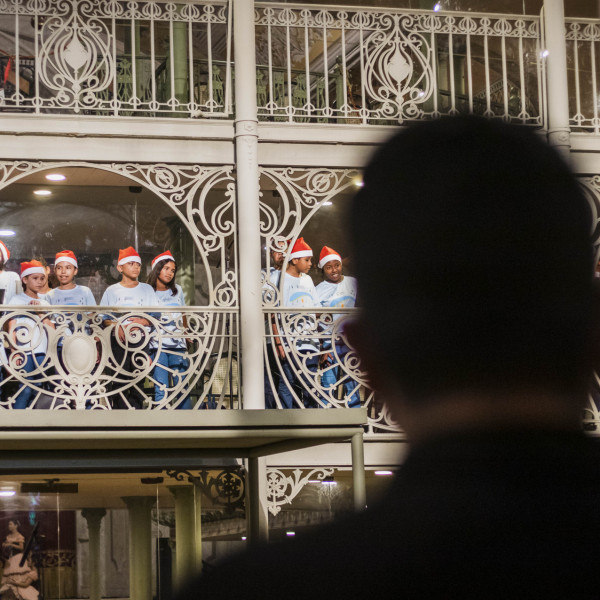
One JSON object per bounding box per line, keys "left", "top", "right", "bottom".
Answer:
{"left": 0, "top": 0, "right": 593, "bottom": 139}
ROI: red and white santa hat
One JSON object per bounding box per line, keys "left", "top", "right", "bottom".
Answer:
{"left": 0, "top": 241, "right": 9, "bottom": 263}
{"left": 152, "top": 250, "right": 175, "bottom": 270}
{"left": 20, "top": 260, "right": 45, "bottom": 279}
{"left": 55, "top": 249, "right": 78, "bottom": 268}
{"left": 318, "top": 246, "right": 342, "bottom": 269}
{"left": 289, "top": 237, "right": 313, "bottom": 259}
{"left": 118, "top": 246, "right": 141, "bottom": 266}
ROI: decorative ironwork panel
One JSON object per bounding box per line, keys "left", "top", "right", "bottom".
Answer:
{"left": 259, "top": 167, "right": 399, "bottom": 434}
{"left": 0, "top": 159, "right": 237, "bottom": 410}
{"left": 0, "top": 0, "right": 232, "bottom": 117}
{"left": 266, "top": 467, "right": 334, "bottom": 516}
{"left": 254, "top": 4, "right": 542, "bottom": 125}
{"left": 566, "top": 19, "right": 600, "bottom": 133}
{"left": 0, "top": 306, "right": 237, "bottom": 409}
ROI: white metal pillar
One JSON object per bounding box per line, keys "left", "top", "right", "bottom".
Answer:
{"left": 543, "top": 0, "right": 571, "bottom": 158}
{"left": 81, "top": 508, "right": 106, "bottom": 600}
{"left": 233, "top": 0, "right": 265, "bottom": 410}
{"left": 169, "top": 485, "right": 203, "bottom": 589}
{"left": 122, "top": 496, "right": 156, "bottom": 600}
{"left": 351, "top": 432, "right": 367, "bottom": 511}
{"left": 246, "top": 457, "right": 269, "bottom": 545}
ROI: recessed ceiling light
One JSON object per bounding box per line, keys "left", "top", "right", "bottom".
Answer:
{"left": 33, "top": 189, "right": 51, "bottom": 196}
{"left": 45, "top": 173, "right": 66, "bottom": 181}
{"left": 0, "top": 230, "right": 15, "bottom": 236}
{"left": 374, "top": 470, "right": 394, "bottom": 476}
{"left": 285, "top": 531, "right": 295, "bottom": 537}
{"left": 0, "top": 491, "right": 16, "bottom": 497}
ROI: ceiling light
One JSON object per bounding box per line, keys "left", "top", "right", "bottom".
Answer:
{"left": 374, "top": 470, "right": 394, "bottom": 476}
{"left": 286, "top": 531, "right": 295, "bottom": 537}
{"left": 33, "top": 189, "right": 51, "bottom": 197}
{"left": 0, "top": 491, "right": 16, "bottom": 497}
{"left": 241, "top": 536, "right": 247, "bottom": 541}
{"left": 0, "top": 230, "right": 15, "bottom": 236}
{"left": 45, "top": 173, "right": 66, "bottom": 181}
{"left": 433, "top": 2, "right": 442, "bottom": 11}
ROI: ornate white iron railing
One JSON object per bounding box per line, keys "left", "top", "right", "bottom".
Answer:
{"left": 254, "top": 3, "right": 543, "bottom": 125}
{"left": 0, "top": 0, "right": 232, "bottom": 117}
{"left": 566, "top": 18, "right": 600, "bottom": 133}
{"left": 0, "top": 305, "right": 237, "bottom": 409}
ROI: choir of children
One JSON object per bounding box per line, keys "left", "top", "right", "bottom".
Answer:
{"left": 0, "top": 236, "right": 358, "bottom": 410}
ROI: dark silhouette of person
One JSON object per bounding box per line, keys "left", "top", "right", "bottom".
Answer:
{"left": 176, "top": 116, "right": 600, "bottom": 598}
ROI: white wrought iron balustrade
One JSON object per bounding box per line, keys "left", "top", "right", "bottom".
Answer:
{"left": 0, "top": 305, "right": 237, "bottom": 410}
{"left": 0, "top": 0, "right": 232, "bottom": 117}
{"left": 254, "top": 3, "right": 543, "bottom": 125}
{"left": 566, "top": 18, "right": 600, "bottom": 133}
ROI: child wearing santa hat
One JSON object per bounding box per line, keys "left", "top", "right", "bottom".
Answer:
{"left": 6, "top": 260, "right": 55, "bottom": 409}
{"left": 146, "top": 250, "right": 191, "bottom": 409}
{"left": 274, "top": 237, "right": 323, "bottom": 409}
{"left": 47, "top": 250, "right": 96, "bottom": 307}
{"left": 315, "top": 246, "right": 360, "bottom": 407}
{"left": 0, "top": 241, "right": 20, "bottom": 305}
{"left": 100, "top": 247, "right": 158, "bottom": 409}
{"left": 0, "top": 241, "right": 20, "bottom": 403}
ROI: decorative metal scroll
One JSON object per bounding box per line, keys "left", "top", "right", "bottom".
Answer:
{"left": 266, "top": 467, "right": 333, "bottom": 516}
{"left": 259, "top": 167, "right": 399, "bottom": 434}
{"left": 255, "top": 4, "right": 542, "bottom": 125}
{"left": 566, "top": 19, "right": 600, "bottom": 133}
{"left": 166, "top": 467, "right": 245, "bottom": 511}
{"left": 0, "top": 306, "right": 237, "bottom": 409}
{"left": 580, "top": 176, "right": 600, "bottom": 429}
{"left": 0, "top": 0, "right": 231, "bottom": 117}
{"left": 0, "top": 160, "right": 237, "bottom": 307}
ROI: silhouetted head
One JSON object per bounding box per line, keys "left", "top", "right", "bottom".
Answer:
{"left": 351, "top": 116, "right": 594, "bottom": 406}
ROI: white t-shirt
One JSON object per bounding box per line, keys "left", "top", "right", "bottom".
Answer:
{"left": 316, "top": 275, "right": 358, "bottom": 339}
{"left": 280, "top": 272, "right": 320, "bottom": 351}
{"left": 0, "top": 270, "right": 20, "bottom": 305}
{"left": 47, "top": 285, "right": 97, "bottom": 339}
{"left": 100, "top": 282, "right": 159, "bottom": 331}
{"left": 152, "top": 285, "right": 186, "bottom": 350}
{"left": 8, "top": 293, "right": 51, "bottom": 354}
{"left": 47, "top": 285, "right": 96, "bottom": 306}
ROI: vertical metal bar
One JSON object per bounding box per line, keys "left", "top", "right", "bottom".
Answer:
{"left": 130, "top": 12, "right": 137, "bottom": 112}
{"left": 267, "top": 19, "right": 274, "bottom": 117}
{"left": 351, "top": 432, "right": 366, "bottom": 512}
{"left": 207, "top": 11, "right": 214, "bottom": 112}
{"left": 591, "top": 35, "right": 598, "bottom": 134}
{"left": 34, "top": 12, "right": 39, "bottom": 113}
{"left": 341, "top": 13, "right": 348, "bottom": 118}
{"left": 484, "top": 31, "right": 491, "bottom": 115}
{"left": 359, "top": 14, "right": 367, "bottom": 124}
{"left": 304, "top": 16, "right": 310, "bottom": 117}
{"left": 150, "top": 13, "right": 157, "bottom": 110}
{"left": 286, "top": 20, "right": 292, "bottom": 122}
{"left": 112, "top": 14, "right": 118, "bottom": 116}
{"left": 224, "top": 0, "right": 233, "bottom": 115}
{"left": 322, "top": 10, "right": 330, "bottom": 115}
{"left": 537, "top": 11, "right": 547, "bottom": 130}
{"left": 518, "top": 34, "right": 526, "bottom": 122}
{"left": 501, "top": 33, "right": 509, "bottom": 119}
{"left": 448, "top": 26, "right": 456, "bottom": 112}
{"left": 466, "top": 29, "right": 473, "bottom": 113}
{"left": 188, "top": 13, "right": 194, "bottom": 112}
{"left": 14, "top": 9, "right": 19, "bottom": 108}
{"left": 573, "top": 35, "right": 581, "bottom": 122}
{"left": 169, "top": 12, "right": 175, "bottom": 110}
{"left": 431, "top": 18, "right": 438, "bottom": 115}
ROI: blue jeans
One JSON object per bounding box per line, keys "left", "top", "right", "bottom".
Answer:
{"left": 320, "top": 342, "right": 360, "bottom": 407}
{"left": 152, "top": 348, "right": 191, "bottom": 409}
{"left": 13, "top": 353, "right": 45, "bottom": 409}
{"left": 277, "top": 350, "right": 321, "bottom": 409}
